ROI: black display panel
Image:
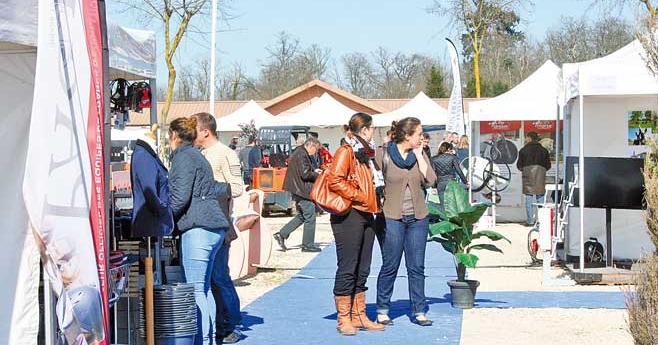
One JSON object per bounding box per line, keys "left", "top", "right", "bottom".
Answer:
{"left": 564, "top": 156, "right": 644, "bottom": 210}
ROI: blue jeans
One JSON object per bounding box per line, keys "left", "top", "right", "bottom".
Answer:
{"left": 181, "top": 227, "right": 226, "bottom": 345}
{"left": 211, "top": 242, "right": 241, "bottom": 334}
{"left": 376, "top": 215, "right": 429, "bottom": 316}
{"left": 524, "top": 194, "right": 545, "bottom": 225}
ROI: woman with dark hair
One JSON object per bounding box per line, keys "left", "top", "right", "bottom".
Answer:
{"left": 374, "top": 117, "right": 437, "bottom": 326}
{"left": 431, "top": 141, "right": 468, "bottom": 212}
{"left": 327, "top": 112, "right": 385, "bottom": 335}
{"left": 168, "top": 117, "right": 231, "bottom": 345}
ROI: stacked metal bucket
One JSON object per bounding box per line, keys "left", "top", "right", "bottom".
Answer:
{"left": 139, "top": 283, "right": 197, "bottom": 345}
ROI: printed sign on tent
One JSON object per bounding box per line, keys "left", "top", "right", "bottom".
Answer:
{"left": 524, "top": 120, "right": 563, "bottom": 133}
{"left": 480, "top": 121, "right": 522, "bottom": 134}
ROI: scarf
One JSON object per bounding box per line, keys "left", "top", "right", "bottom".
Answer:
{"left": 344, "top": 133, "right": 385, "bottom": 189}
{"left": 387, "top": 141, "right": 417, "bottom": 170}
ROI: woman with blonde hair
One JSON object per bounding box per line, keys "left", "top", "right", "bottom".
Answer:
{"left": 456, "top": 134, "right": 469, "bottom": 164}
{"left": 328, "top": 112, "right": 385, "bottom": 335}
{"left": 168, "top": 117, "right": 231, "bottom": 345}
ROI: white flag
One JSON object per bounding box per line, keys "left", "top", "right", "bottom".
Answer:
{"left": 23, "top": 0, "right": 108, "bottom": 344}
{"left": 446, "top": 38, "right": 465, "bottom": 136}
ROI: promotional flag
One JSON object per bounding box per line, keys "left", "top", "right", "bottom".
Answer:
{"left": 446, "top": 38, "right": 465, "bottom": 136}
{"left": 23, "top": 0, "right": 108, "bottom": 344}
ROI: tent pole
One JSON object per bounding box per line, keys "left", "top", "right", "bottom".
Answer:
{"left": 579, "top": 94, "right": 585, "bottom": 273}
{"left": 555, "top": 104, "right": 561, "bottom": 258}
{"left": 209, "top": 0, "right": 217, "bottom": 115}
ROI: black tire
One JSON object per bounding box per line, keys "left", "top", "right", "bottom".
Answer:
{"left": 527, "top": 228, "right": 540, "bottom": 263}
{"left": 460, "top": 157, "right": 488, "bottom": 192}
{"left": 483, "top": 160, "right": 511, "bottom": 192}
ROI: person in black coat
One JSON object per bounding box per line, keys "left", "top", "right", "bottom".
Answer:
{"left": 430, "top": 142, "right": 468, "bottom": 213}
{"left": 272, "top": 137, "right": 322, "bottom": 252}
{"left": 130, "top": 137, "right": 174, "bottom": 237}
{"left": 168, "top": 117, "right": 231, "bottom": 345}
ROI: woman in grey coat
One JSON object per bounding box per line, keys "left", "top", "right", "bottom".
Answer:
{"left": 168, "top": 117, "right": 230, "bottom": 345}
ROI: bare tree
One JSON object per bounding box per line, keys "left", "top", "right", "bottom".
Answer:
{"left": 298, "top": 44, "right": 332, "bottom": 80}
{"left": 593, "top": 0, "right": 657, "bottom": 17}
{"left": 113, "top": 0, "right": 233, "bottom": 149}
{"left": 428, "top": 0, "right": 531, "bottom": 98}
{"left": 340, "top": 52, "right": 374, "bottom": 97}
{"left": 542, "top": 15, "right": 632, "bottom": 65}
{"left": 256, "top": 32, "right": 333, "bottom": 98}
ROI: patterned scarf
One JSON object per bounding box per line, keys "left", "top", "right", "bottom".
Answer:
{"left": 344, "top": 133, "right": 385, "bottom": 189}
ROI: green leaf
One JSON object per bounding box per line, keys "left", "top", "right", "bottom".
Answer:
{"left": 457, "top": 203, "right": 491, "bottom": 228}
{"left": 444, "top": 181, "right": 470, "bottom": 218}
{"left": 428, "top": 221, "right": 459, "bottom": 237}
{"left": 472, "top": 230, "right": 511, "bottom": 243}
{"left": 455, "top": 253, "right": 479, "bottom": 268}
{"left": 440, "top": 241, "right": 456, "bottom": 254}
{"left": 427, "top": 202, "right": 446, "bottom": 219}
{"left": 467, "top": 244, "right": 504, "bottom": 254}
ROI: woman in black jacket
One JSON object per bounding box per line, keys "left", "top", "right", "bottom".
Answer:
{"left": 168, "top": 117, "right": 230, "bottom": 345}
{"left": 430, "top": 142, "right": 468, "bottom": 213}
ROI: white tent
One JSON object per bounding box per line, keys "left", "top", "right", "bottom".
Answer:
{"left": 217, "top": 100, "right": 274, "bottom": 131}
{"left": 0, "top": 2, "right": 39, "bottom": 344}
{"left": 562, "top": 39, "right": 657, "bottom": 267}
{"left": 562, "top": 40, "right": 658, "bottom": 101}
{"left": 372, "top": 91, "right": 448, "bottom": 127}
{"left": 469, "top": 61, "right": 561, "bottom": 121}
{"left": 1, "top": 1, "right": 157, "bottom": 343}
{"left": 265, "top": 92, "right": 358, "bottom": 127}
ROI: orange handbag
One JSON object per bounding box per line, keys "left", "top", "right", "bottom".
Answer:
{"left": 310, "top": 170, "right": 352, "bottom": 215}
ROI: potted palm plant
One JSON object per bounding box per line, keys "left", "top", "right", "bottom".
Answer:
{"left": 427, "top": 180, "right": 510, "bottom": 309}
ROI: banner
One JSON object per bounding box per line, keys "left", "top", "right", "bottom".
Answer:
{"left": 445, "top": 38, "right": 465, "bottom": 135}
{"left": 480, "top": 121, "right": 522, "bottom": 134}
{"left": 524, "top": 120, "right": 563, "bottom": 133}
{"left": 23, "top": 0, "right": 108, "bottom": 344}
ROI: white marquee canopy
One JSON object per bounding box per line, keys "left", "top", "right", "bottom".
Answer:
{"left": 469, "top": 60, "right": 561, "bottom": 122}
{"left": 265, "top": 92, "right": 358, "bottom": 127}
{"left": 217, "top": 100, "right": 274, "bottom": 131}
{"left": 373, "top": 91, "right": 448, "bottom": 127}
{"left": 562, "top": 39, "right": 658, "bottom": 101}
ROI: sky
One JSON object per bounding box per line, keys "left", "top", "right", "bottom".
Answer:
{"left": 106, "top": 0, "right": 636, "bottom": 83}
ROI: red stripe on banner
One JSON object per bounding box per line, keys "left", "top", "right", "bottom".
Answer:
{"left": 523, "top": 120, "right": 564, "bottom": 133}
{"left": 81, "top": 0, "right": 109, "bottom": 343}
{"left": 480, "top": 121, "right": 522, "bottom": 134}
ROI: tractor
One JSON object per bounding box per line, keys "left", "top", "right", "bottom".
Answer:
{"left": 252, "top": 126, "right": 316, "bottom": 216}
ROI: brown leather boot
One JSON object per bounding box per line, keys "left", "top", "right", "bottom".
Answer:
{"left": 334, "top": 295, "right": 357, "bottom": 335}
{"left": 351, "top": 292, "right": 385, "bottom": 331}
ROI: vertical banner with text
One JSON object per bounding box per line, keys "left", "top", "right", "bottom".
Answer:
{"left": 446, "top": 38, "right": 465, "bottom": 136}
{"left": 23, "top": 0, "right": 108, "bottom": 344}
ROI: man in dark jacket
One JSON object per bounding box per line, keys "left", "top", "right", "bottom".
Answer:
{"left": 517, "top": 131, "right": 551, "bottom": 225}
{"left": 273, "top": 137, "right": 322, "bottom": 252}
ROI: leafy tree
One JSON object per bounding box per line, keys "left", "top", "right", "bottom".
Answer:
{"left": 429, "top": 0, "right": 531, "bottom": 98}
{"left": 426, "top": 65, "right": 448, "bottom": 98}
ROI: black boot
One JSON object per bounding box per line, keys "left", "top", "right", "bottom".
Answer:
{"left": 273, "top": 232, "right": 287, "bottom": 251}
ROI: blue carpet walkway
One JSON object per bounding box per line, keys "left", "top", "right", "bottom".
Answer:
{"left": 237, "top": 241, "right": 626, "bottom": 344}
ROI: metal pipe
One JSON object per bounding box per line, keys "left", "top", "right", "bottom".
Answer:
{"left": 579, "top": 93, "right": 585, "bottom": 273}
{"left": 209, "top": 0, "right": 217, "bottom": 115}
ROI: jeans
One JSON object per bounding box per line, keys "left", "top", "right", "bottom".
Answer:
{"left": 211, "top": 242, "right": 241, "bottom": 337}
{"left": 279, "top": 196, "right": 317, "bottom": 247}
{"left": 331, "top": 208, "right": 376, "bottom": 296}
{"left": 181, "top": 227, "right": 226, "bottom": 345}
{"left": 376, "top": 215, "right": 429, "bottom": 316}
{"left": 524, "top": 194, "right": 545, "bottom": 225}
